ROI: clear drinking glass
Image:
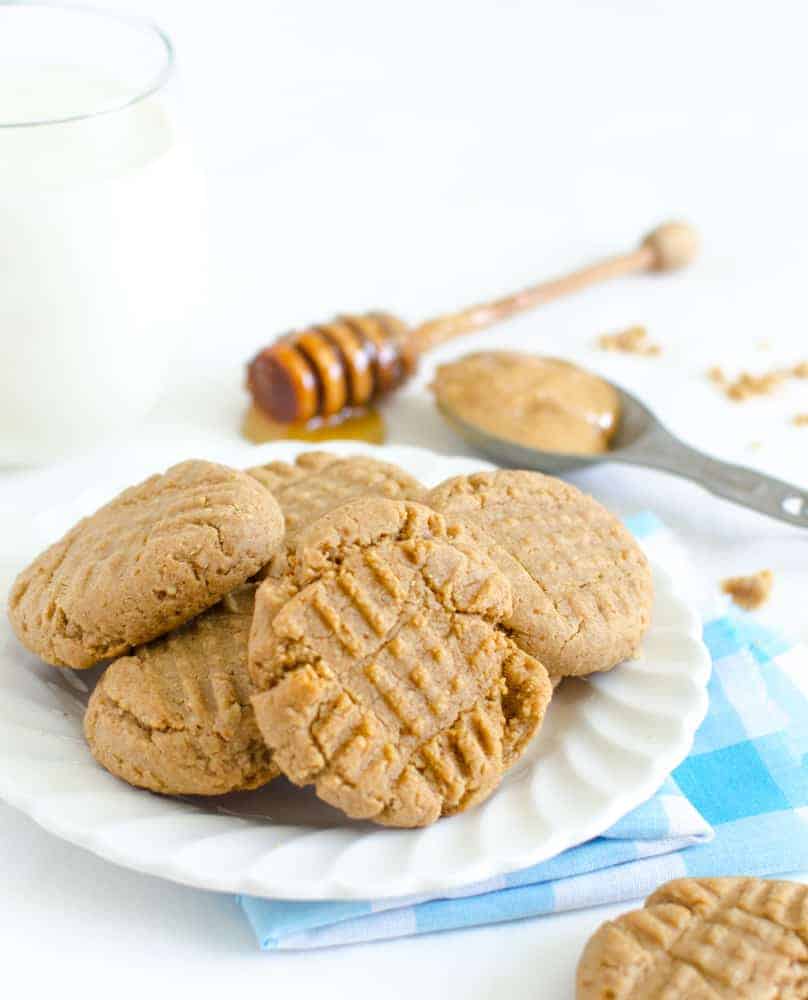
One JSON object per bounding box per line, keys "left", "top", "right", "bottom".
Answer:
{"left": 0, "top": 4, "right": 207, "bottom": 465}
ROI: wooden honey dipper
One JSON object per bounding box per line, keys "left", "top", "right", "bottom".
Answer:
{"left": 247, "top": 221, "right": 698, "bottom": 425}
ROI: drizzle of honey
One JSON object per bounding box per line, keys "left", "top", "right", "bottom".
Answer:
{"left": 242, "top": 404, "right": 386, "bottom": 445}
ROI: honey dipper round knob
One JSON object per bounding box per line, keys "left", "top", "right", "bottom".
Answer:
{"left": 641, "top": 220, "right": 700, "bottom": 271}
{"left": 247, "top": 221, "right": 699, "bottom": 424}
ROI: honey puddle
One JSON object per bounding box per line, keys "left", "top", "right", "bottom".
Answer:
{"left": 242, "top": 404, "right": 386, "bottom": 445}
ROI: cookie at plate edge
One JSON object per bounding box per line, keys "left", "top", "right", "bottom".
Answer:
{"left": 84, "top": 584, "right": 278, "bottom": 796}
{"left": 427, "top": 469, "right": 653, "bottom": 679}
{"left": 8, "top": 459, "right": 284, "bottom": 668}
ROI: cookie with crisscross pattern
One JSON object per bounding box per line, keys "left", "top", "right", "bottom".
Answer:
{"left": 248, "top": 450, "right": 425, "bottom": 577}
{"left": 8, "top": 460, "right": 283, "bottom": 668}
{"left": 577, "top": 877, "right": 808, "bottom": 998}
{"left": 427, "top": 470, "right": 653, "bottom": 680}
{"left": 85, "top": 585, "right": 277, "bottom": 796}
{"left": 248, "top": 498, "right": 551, "bottom": 827}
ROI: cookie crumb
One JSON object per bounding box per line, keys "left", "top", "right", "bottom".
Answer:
{"left": 596, "top": 326, "right": 661, "bottom": 356}
{"left": 710, "top": 360, "right": 808, "bottom": 401}
{"left": 746, "top": 440, "right": 762, "bottom": 451}
{"left": 793, "top": 413, "right": 808, "bottom": 427}
{"left": 721, "top": 569, "right": 773, "bottom": 610}
{"left": 726, "top": 370, "right": 786, "bottom": 401}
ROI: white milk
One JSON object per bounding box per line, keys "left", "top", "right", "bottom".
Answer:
{"left": 0, "top": 67, "right": 206, "bottom": 464}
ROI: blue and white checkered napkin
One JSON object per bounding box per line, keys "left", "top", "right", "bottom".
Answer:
{"left": 240, "top": 516, "right": 808, "bottom": 950}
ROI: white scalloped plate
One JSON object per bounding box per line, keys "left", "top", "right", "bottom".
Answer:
{"left": 0, "top": 441, "right": 710, "bottom": 900}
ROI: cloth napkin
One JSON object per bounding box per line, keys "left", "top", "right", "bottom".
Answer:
{"left": 240, "top": 516, "right": 808, "bottom": 950}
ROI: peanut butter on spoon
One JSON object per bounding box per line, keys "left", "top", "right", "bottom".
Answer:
{"left": 431, "top": 351, "right": 620, "bottom": 455}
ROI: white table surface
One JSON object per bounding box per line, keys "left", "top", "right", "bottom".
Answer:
{"left": 2, "top": 1, "right": 808, "bottom": 996}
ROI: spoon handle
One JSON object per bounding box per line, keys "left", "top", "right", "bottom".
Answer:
{"left": 622, "top": 423, "right": 808, "bottom": 528}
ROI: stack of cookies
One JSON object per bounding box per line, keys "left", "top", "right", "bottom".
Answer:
{"left": 6, "top": 451, "right": 653, "bottom": 828}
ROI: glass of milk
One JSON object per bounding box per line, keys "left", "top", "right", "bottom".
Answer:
{"left": 0, "top": 5, "right": 207, "bottom": 465}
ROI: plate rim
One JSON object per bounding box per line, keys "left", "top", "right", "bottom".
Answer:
{"left": 0, "top": 439, "right": 711, "bottom": 900}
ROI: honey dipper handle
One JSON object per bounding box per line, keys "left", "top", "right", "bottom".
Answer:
{"left": 409, "top": 221, "right": 698, "bottom": 355}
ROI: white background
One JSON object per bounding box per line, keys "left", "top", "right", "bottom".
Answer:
{"left": 2, "top": 1, "right": 808, "bottom": 996}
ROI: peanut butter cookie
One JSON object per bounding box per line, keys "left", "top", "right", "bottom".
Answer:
{"left": 249, "top": 498, "right": 551, "bottom": 827}
{"left": 84, "top": 586, "right": 277, "bottom": 796}
{"left": 426, "top": 470, "right": 653, "bottom": 679}
{"left": 248, "top": 450, "right": 425, "bottom": 576}
{"left": 577, "top": 877, "right": 808, "bottom": 998}
{"left": 8, "top": 460, "right": 284, "bottom": 668}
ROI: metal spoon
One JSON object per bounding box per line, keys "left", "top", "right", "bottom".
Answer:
{"left": 437, "top": 383, "right": 808, "bottom": 528}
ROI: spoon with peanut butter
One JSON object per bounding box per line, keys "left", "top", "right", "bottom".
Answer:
{"left": 432, "top": 350, "right": 808, "bottom": 528}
